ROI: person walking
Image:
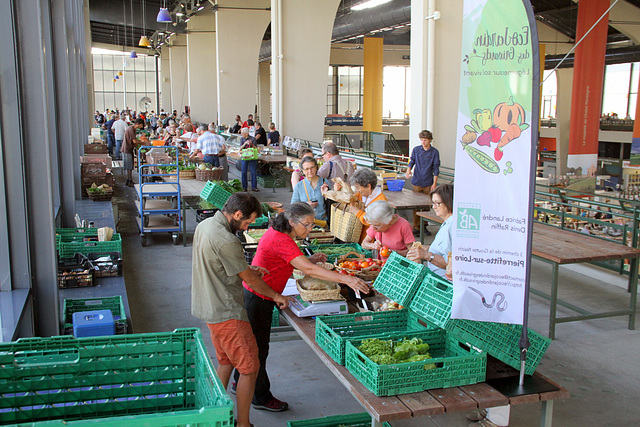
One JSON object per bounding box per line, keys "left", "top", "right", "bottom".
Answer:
{"left": 102, "top": 114, "right": 117, "bottom": 157}
{"left": 121, "top": 118, "right": 145, "bottom": 187}
{"left": 405, "top": 130, "right": 440, "bottom": 235}
{"left": 191, "top": 193, "right": 289, "bottom": 427}
{"left": 112, "top": 114, "right": 128, "bottom": 160}
{"left": 239, "top": 128, "right": 259, "bottom": 191}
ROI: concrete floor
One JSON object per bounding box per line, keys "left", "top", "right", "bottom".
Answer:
{"left": 112, "top": 168, "right": 640, "bottom": 427}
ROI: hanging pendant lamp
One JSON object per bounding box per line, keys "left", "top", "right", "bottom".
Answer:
{"left": 139, "top": 35, "right": 151, "bottom": 47}
{"left": 115, "top": 75, "right": 119, "bottom": 80}
{"left": 130, "top": 50, "right": 138, "bottom": 59}
{"left": 118, "top": 71, "right": 123, "bottom": 76}
{"left": 157, "top": 7, "right": 172, "bottom": 23}
{"left": 113, "top": 79, "right": 117, "bottom": 83}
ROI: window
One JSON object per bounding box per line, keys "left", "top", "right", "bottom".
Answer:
{"left": 383, "top": 66, "right": 410, "bottom": 119}
{"left": 541, "top": 70, "right": 557, "bottom": 119}
{"left": 602, "top": 63, "right": 632, "bottom": 118}
{"left": 91, "top": 49, "right": 160, "bottom": 113}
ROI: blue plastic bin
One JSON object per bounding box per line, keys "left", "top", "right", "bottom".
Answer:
{"left": 386, "top": 179, "right": 405, "bottom": 191}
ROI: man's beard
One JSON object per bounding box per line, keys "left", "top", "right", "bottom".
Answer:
{"left": 229, "top": 217, "right": 243, "bottom": 234}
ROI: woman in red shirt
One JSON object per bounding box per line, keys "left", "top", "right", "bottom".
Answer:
{"left": 232, "top": 202, "right": 370, "bottom": 412}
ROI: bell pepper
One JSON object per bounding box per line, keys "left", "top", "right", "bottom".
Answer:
{"left": 473, "top": 108, "right": 493, "bottom": 131}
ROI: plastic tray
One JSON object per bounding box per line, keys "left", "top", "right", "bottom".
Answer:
{"left": 0, "top": 328, "right": 234, "bottom": 426}
{"left": 386, "top": 179, "right": 405, "bottom": 191}
{"left": 301, "top": 243, "right": 365, "bottom": 264}
{"left": 248, "top": 215, "right": 270, "bottom": 229}
{"left": 200, "top": 181, "right": 232, "bottom": 209}
{"left": 373, "top": 251, "right": 427, "bottom": 307}
{"left": 57, "top": 233, "right": 122, "bottom": 259}
{"left": 287, "top": 412, "right": 391, "bottom": 427}
{"left": 57, "top": 267, "right": 94, "bottom": 289}
{"left": 315, "top": 308, "right": 432, "bottom": 365}
{"left": 62, "top": 296, "right": 127, "bottom": 335}
{"left": 409, "top": 270, "right": 551, "bottom": 375}
{"left": 345, "top": 329, "right": 486, "bottom": 396}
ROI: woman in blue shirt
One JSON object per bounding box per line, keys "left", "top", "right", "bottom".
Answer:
{"left": 291, "top": 156, "right": 329, "bottom": 225}
{"left": 407, "top": 183, "right": 453, "bottom": 279}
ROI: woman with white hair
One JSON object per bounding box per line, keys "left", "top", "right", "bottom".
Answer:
{"left": 361, "top": 200, "right": 414, "bottom": 258}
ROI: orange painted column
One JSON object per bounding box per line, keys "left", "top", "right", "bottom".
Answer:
{"left": 363, "top": 37, "right": 383, "bottom": 133}
{"left": 567, "top": 0, "right": 609, "bottom": 187}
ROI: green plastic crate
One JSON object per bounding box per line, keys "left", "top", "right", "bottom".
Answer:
{"left": 272, "top": 306, "right": 280, "bottom": 327}
{"left": 409, "top": 270, "right": 551, "bottom": 375}
{"left": 248, "top": 215, "right": 270, "bottom": 229}
{"left": 288, "top": 412, "right": 391, "bottom": 426}
{"left": 345, "top": 329, "right": 486, "bottom": 396}
{"left": 200, "top": 181, "right": 232, "bottom": 209}
{"left": 372, "top": 251, "right": 427, "bottom": 307}
{"left": 0, "top": 328, "right": 234, "bottom": 427}
{"left": 62, "top": 296, "right": 127, "bottom": 335}
{"left": 302, "top": 243, "right": 365, "bottom": 263}
{"left": 316, "top": 308, "right": 432, "bottom": 365}
{"left": 57, "top": 233, "right": 122, "bottom": 259}
{"left": 56, "top": 227, "right": 98, "bottom": 236}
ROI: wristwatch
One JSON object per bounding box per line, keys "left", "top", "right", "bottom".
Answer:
{"left": 428, "top": 253, "right": 435, "bottom": 263}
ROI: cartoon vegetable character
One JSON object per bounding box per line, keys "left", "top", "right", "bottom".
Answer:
{"left": 473, "top": 108, "right": 492, "bottom": 131}
{"left": 462, "top": 129, "right": 477, "bottom": 144}
{"left": 494, "top": 123, "right": 523, "bottom": 161}
{"left": 493, "top": 96, "right": 525, "bottom": 131}
{"left": 463, "top": 142, "right": 500, "bottom": 174}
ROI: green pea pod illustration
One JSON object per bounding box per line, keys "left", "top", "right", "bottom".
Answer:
{"left": 463, "top": 143, "right": 500, "bottom": 174}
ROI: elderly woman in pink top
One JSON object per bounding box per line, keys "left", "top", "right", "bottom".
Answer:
{"left": 360, "top": 200, "right": 415, "bottom": 258}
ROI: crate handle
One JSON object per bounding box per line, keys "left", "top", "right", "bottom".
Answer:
{"left": 435, "top": 282, "right": 450, "bottom": 292}
{"left": 398, "top": 259, "right": 410, "bottom": 267}
{"left": 14, "top": 348, "right": 80, "bottom": 367}
{"left": 354, "top": 314, "right": 373, "bottom": 322}
{"left": 83, "top": 299, "right": 106, "bottom": 306}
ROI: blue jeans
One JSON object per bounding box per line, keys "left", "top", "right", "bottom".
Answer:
{"left": 115, "top": 139, "right": 123, "bottom": 160}
{"left": 241, "top": 160, "right": 257, "bottom": 190}
{"left": 203, "top": 155, "right": 220, "bottom": 168}
{"left": 106, "top": 133, "right": 115, "bottom": 156}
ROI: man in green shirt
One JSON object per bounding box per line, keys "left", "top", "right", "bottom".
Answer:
{"left": 192, "top": 193, "right": 289, "bottom": 427}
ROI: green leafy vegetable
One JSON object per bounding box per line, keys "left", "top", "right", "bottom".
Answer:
{"left": 358, "top": 337, "right": 435, "bottom": 369}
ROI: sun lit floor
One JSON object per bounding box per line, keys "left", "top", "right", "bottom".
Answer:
{"left": 111, "top": 168, "right": 640, "bottom": 426}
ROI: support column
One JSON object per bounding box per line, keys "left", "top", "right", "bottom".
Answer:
{"left": 160, "top": 45, "right": 172, "bottom": 111}
{"left": 273, "top": 0, "right": 340, "bottom": 141}
{"left": 409, "top": 0, "right": 429, "bottom": 153}
{"left": 169, "top": 34, "right": 189, "bottom": 114}
{"left": 363, "top": 37, "right": 383, "bottom": 133}
{"left": 555, "top": 68, "right": 574, "bottom": 175}
{"left": 186, "top": 10, "right": 217, "bottom": 124}
{"left": 258, "top": 61, "right": 271, "bottom": 125}
{"left": 216, "top": 1, "right": 270, "bottom": 127}
{"left": 567, "top": 0, "right": 609, "bottom": 189}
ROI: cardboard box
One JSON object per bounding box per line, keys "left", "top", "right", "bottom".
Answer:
{"left": 81, "top": 163, "right": 107, "bottom": 178}
{"left": 84, "top": 143, "right": 108, "bottom": 154}
{"left": 81, "top": 155, "right": 112, "bottom": 169}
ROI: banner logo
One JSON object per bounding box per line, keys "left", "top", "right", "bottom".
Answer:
{"left": 457, "top": 203, "right": 481, "bottom": 238}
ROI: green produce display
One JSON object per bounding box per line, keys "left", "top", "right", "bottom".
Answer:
{"left": 261, "top": 202, "right": 277, "bottom": 215}
{"left": 358, "top": 337, "right": 435, "bottom": 367}
{"left": 212, "top": 179, "right": 243, "bottom": 193}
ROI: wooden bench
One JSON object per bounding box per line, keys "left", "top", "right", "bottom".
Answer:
{"left": 282, "top": 310, "right": 569, "bottom": 426}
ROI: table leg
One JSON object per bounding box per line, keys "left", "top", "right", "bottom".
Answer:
{"left": 182, "top": 200, "right": 187, "bottom": 247}
{"left": 370, "top": 416, "right": 383, "bottom": 427}
{"left": 548, "top": 263, "right": 559, "bottom": 340}
{"left": 419, "top": 216, "right": 425, "bottom": 244}
{"left": 540, "top": 400, "right": 554, "bottom": 427}
{"left": 628, "top": 257, "right": 638, "bottom": 330}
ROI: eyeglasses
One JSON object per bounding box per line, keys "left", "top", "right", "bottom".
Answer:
{"left": 302, "top": 167, "right": 317, "bottom": 171}
{"left": 297, "top": 221, "right": 314, "bottom": 229}
{"left": 432, "top": 200, "right": 443, "bottom": 207}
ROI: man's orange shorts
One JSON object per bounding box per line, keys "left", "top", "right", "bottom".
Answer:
{"left": 207, "top": 319, "right": 259, "bottom": 375}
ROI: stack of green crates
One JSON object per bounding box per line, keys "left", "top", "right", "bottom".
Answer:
{"left": 56, "top": 228, "right": 122, "bottom": 259}
{"left": 288, "top": 412, "right": 392, "bottom": 427}
{"left": 62, "top": 296, "right": 128, "bottom": 335}
{"left": 200, "top": 181, "right": 232, "bottom": 209}
{"left": 0, "top": 328, "right": 234, "bottom": 426}
{"left": 409, "top": 269, "right": 551, "bottom": 375}
{"left": 372, "top": 251, "right": 427, "bottom": 307}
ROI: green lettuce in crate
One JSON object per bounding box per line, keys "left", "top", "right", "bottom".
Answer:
{"left": 358, "top": 337, "right": 435, "bottom": 367}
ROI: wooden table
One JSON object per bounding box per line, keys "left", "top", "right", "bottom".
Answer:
{"left": 416, "top": 211, "right": 640, "bottom": 339}
{"left": 383, "top": 189, "right": 432, "bottom": 211}
{"left": 281, "top": 309, "right": 568, "bottom": 426}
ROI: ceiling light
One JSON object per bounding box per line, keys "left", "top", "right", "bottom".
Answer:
{"left": 351, "top": 0, "right": 392, "bottom": 11}
{"left": 176, "top": 11, "right": 184, "bottom": 16}
{"left": 130, "top": 50, "right": 138, "bottom": 58}
{"left": 197, "top": 6, "right": 204, "bottom": 11}
{"left": 157, "top": 7, "right": 172, "bottom": 23}
{"left": 139, "top": 35, "right": 151, "bottom": 47}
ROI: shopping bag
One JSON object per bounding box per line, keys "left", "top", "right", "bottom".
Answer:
{"left": 330, "top": 203, "right": 363, "bottom": 243}
{"left": 241, "top": 147, "right": 259, "bottom": 160}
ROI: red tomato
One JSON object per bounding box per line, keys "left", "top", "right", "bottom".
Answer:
{"left": 365, "top": 258, "right": 374, "bottom": 264}
{"left": 380, "top": 246, "right": 391, "bottom": 258}
{"left": 360, "top": 262, "right": 370, "bottom": 268}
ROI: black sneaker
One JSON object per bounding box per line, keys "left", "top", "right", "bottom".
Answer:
{"left": 252, "top": 397, "right": 289, "bottom": 412}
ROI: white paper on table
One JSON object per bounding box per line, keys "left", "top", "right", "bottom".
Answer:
{"left": 282, "top": 278, "right": 300, "bottom": 296}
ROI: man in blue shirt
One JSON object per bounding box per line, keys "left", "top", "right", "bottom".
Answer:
{"left": 102, "top": 114, "right": 117, "bottom": 157}
{"left": 405, "top": 130, "right": 440, "bottom": 235}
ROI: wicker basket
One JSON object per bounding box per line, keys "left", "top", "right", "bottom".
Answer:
{"left": 334, "top": 251, "right": 382, "bottom": 281}
{"left": 196, "top": 168, "right": 223, "bottom": 181}
{"left": 296, "top": 277, "right": 341, "bottom": 301}
{"left": 86, "top": 188, "right": 113, "bottom": 201}
{"left": 179, "top": 169, "right": 196, "bottom": 179}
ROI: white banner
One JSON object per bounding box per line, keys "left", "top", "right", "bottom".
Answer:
{"left": 451, "top": 0, "right": 538, "bottom": 324}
